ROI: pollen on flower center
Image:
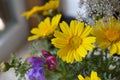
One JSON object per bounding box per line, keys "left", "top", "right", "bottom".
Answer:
{"left": 69, "top": 36, "right": 82, "bottom": 49}
{"left": 105, "top": 29, "right": 120, "bottom": 42}
{"left": 41, "top": 26, "right": 52, "bottom": 36}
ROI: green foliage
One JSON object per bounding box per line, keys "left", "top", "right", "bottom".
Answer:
{"left": 21, "top": 39, "right": 120, "bottom": 80}
{"left": 10, "top": 54, "right": 30, "bottom": 79}
{"left": 44, "top": 47, "right": 120, "bottom": 80}
{"left": 2, "top": 40, "right": 120, "bottom": 80}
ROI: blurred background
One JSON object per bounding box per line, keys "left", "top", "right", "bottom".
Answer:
{"left": 0, "top": 0, "right": 47, "bottom": 61}
{"left": 0, "top": 0, "right": 28, "bottom": 62}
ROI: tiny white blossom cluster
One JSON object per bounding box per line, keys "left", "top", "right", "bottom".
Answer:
{"left": 78, "top": 0, "right": 120, "bottom": 24}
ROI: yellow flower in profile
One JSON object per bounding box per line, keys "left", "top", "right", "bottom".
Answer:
{"left": 78, "top": 71, "right": 101, "bottom": 80}
{"left": 52, "top": 20, "right": 96, "bottom": 63}
{"left": 28, "top": 14, "right": 61, "bottom": 41}
{"left": 22, "top": 6, "right": 43, "bottom": 19}
{"left": 22, "top": 0, "right": 59, "bottom": 19}
{"left": 92, "top": 17, "right": 120, "bottom": 55}
{"left": 43, "top": 0, "right": 59, "bottom": 10}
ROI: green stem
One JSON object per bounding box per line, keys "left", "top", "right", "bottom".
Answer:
{"left": 104, "top": 49, "right": 109, "bottom": 71}
{"left": 60, "top": 60, "right": 66, "bottom": 73}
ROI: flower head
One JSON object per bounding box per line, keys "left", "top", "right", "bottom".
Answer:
{"left": 22, "top": 6, "right": 43, "bottom": 19}
{"left": 92, "top": 17, "right": 120, "bottom": 55}
{"left": 45, "top": 56, "right": 57, "bottom": 70}
{"left": 41, "top": 50, "right": 57, "bottom": 70}
{"left": 78, "top": 71, "right": 101, "bottom": 80}
{"left": 27, "top": 57, "right": 46, "bottom": 80}
{"left": 22, "top": 0, "right": 59, "bottom": 19}
{"left": 0, "top": 62, "right": 10, "bottom": 72}
{"left": 28, "top": 14, "right": 61, "bottom": 41}
{"left": 52, "top": 20, "right": 96, "bottom": 63}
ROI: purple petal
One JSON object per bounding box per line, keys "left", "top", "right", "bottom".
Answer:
{"left": 27, "top": 67, "right": 46, "bottom": 80}
{"left": 27, "top": 57, "right": 45, "bottom": 67}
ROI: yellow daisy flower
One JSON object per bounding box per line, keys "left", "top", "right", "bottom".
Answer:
{"left": 28, "top": 14, "right": 61, "bottom": 41}
{"left": 92, "top": 17, "right": 120, "bottom": 55}
{"left": 22, "top": 0, "right": 59, "bottom": 19}
{"left": 78, "top": 71, "right": 101, "bottom": 80}
{"left": 52, "top": 20, "right": 96, "bottom": 63}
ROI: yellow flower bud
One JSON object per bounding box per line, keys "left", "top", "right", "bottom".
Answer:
{"left": 0, "top": 62, "right": 10, "bottom": 72}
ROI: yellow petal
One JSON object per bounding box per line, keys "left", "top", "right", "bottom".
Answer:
{"left": 31, "top": 28, "right": 40, "bottom": 34}
{"left": 38, "top": 21, "right": 47, "bottom": 30}
{"left": 70, "top": 20, "right": 77, "bottom": 35}
{"left": 44, "top": 0, "right": 59, "bottom": 10}
{"left": 59, "top": 49, "right": 69, "bottom": 62}
{"left": 57, "top": 49, "right": 66, "bottom": 58}
{"left": 51, "top": 38, "right": 67, "bottom": 48}
{"left": 60, "top": 21, "right": 70, "bottom": 34}
{"left": 83, "top": 44, "right": 95, "bottom": 51}
{"left": 78, "top": 75, "right": 85, "bottom": 80}
{"left": 74, "top": 51, "right": 82, "bottom": 62}
{"left": 77, "top": 22, "right": 84, "bottom": 36}
{"left": 66, "top": 50, "right": 74, "bottom": 63}
{"left": 78, "top": 46, "right": 87, "bottom": 57}
{"left": 98, "top": 42, "right": 110, "bottom": 49}
{"left": 57, "top": 48, "right": 69, "bottom": 61}
{"left": 91, "top": 71, "right": 101, "bottom": 80}
{"left": 28, "top": 35, "right": 39, "bottom": 41}
{"left": 22, "top": 12, "right": 31, "bottom": 19}
{"left": 85, "top": 77, "right": 90, "bottom": 80}
{"left": 44, "top": 17, "right": 51, "bottom": 26}
{"left": 116, "top": 42, "right": 120, "bottom": 55}
{"left": 83, "top": 37, "right": 96, "bottom": 44}
{"left": 110, "top": 44, "right": 117, "bottom": 55}
{"left": 81, "top": 25, "right": 92, "bottom": 38}
{"left": 54, "top": 31, "right": 67, "bottom": 38}
{"left": 51, "top": 14, "right": 61, "bottom": 27}
{"left": 91, "top": 71, "right": 97, "bottom": 77}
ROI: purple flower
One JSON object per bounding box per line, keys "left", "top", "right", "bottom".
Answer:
{"left": 27, "top": 57, "right": 46, "bottom": 80}
{"left": 27, "top": 57, "right": 45, "bottom": 67}
{"left": 27, "top": 67, "right": 46, "bottom": 80}
{"left": 41, "top": 50, "right": 57, "bottom": 70}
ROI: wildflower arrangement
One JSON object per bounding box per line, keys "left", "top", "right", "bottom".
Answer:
{"left": 0, "top": 0, "right": 120, "bottom": 80}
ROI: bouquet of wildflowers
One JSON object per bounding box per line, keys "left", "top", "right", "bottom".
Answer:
{"left": 0, "top": 0, "right": 120, "bottom": 80}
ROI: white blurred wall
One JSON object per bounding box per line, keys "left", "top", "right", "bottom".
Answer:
{"left": 59, "top": 0, "right": 80, "bottom": 17}
{"left": 0, "top": 0, "right": 29, "bottom": 61}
